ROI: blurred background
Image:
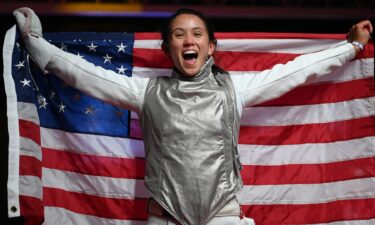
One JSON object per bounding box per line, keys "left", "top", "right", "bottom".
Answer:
{"left": 1, "top": 0, "right": 374, "bottom": 224}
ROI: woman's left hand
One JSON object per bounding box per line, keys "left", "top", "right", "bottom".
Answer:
{"left": 347, "top": 20, "right": 373, "bottom": 54}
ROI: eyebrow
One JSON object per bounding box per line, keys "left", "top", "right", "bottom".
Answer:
{"left": 171, "top": 27, "right": 205, "bottom": 33}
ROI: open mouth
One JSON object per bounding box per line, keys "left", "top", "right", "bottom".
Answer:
{"left": 183, "top": 50, "right": 198, "bottom": 64}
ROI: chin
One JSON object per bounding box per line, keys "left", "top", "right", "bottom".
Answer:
{"left": 182, "top": 69, "right": 199, "bottom": 77}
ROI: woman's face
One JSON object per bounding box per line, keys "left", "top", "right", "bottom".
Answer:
{"left": 167, "top": 14, "right": 216, "bottom": 77}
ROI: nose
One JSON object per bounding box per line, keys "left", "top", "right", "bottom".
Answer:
{"left": 183, "top": 33, "right": 194, "bottom": 46}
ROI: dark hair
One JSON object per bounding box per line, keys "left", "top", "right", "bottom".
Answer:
{"left": 160, "top": 8, "right": 228, "bottom": 75}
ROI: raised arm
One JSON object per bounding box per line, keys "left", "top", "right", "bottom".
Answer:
{"left": 13, "top": 7, "right": 149, "bottom": 114}
{"left": 232, "top": 20, "right": 372, "bottom": 108}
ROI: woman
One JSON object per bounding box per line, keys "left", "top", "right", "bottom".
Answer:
{"left": 13, "top": 7, "right": 372, "bottom": 225}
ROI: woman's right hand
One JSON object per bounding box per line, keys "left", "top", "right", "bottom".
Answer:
{"left": 347, "top": 20, "right": 373, "bottom": 54}
{"left": 13, "top": 7, "right": 43, "bottom": 38}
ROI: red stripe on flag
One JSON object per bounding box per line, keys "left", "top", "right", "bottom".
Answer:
{"left": 239, "top": 116, "right": 375, "bottom": 145}
{"left": 42, "top": 148, "right": 145, "bottom": 179}
{"left": 19, "top": 119, "right": 40, "bottom": 145}
{"left": 43, "top": 187, "right": 148, "bottom": 220}
{"left": 214, "top": 51, "right": 299, "bottom": 71}
{"left": 133, "top": 48, "right": 173, "bottom": 68}
{"left": 19, "top": 155, "right": 42, "bottom": 178}
{"left": 135, "top": 33, "right": 160, "bottom": 40}
{"left": 20, "top": 195, "right": 44, "bottom": 225}
{"left": 257, "top": 77, "right": 375, "bottom": 106}
{"left": 356, "top": 41, "right": 374, "bottom": 59}
{"left": 242, "top": 198, "right": 375, "bottom": 224}
{"left": 241, "top": 157, "right": 375, "bottom": 185}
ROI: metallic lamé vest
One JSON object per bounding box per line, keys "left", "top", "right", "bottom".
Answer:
{"left": 141, "top": 58, "right": 243, "bottom": 225}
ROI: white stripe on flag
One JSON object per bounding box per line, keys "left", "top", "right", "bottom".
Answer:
{"left": 19, "top": 175, "right": 42, "bottom": 199}
{"left": 44, "top": 206, "right": 147, "bottom": 225}
{"left": 241, "top": 96, "right": 375, "bottom": 126}
{"left": 239, "top": 136, "right": 375, "bottom": 165}
{"left": 20, "top": 136, "right": 42, "bottom": 161}
{"left": 43, "top": 168, "right": 149, "bottom": 199}
{"left": 314, "top": 219, "right": 375, "bottom": 225}
{"left": 237, "top": 177, "right": 375, "bottom": 204}
{"left": 41, "top": 128, "right": 145, "bottom": 158}
{"left": 230, "top": 58, "right": 373, "bottom": 84}
{"left": 17, "top": 102, "right": 40, "bottom": 125}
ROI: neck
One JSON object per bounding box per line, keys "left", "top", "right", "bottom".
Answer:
{"left": 172, "top": 57, "right": 215, "bottom": 81}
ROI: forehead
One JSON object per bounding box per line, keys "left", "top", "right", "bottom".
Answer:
{"left": 170, "top": 14, "right": 207, "bottom": 31}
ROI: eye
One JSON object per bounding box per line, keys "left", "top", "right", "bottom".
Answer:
{"left": 174, "top": 32, "right": 184, "bottom": 38}
{"left": 194, "top": 32, "right": 202, "bottom": 37}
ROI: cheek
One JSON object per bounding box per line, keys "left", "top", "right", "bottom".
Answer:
{"left": 198, "top": 40, "right": 214, "bottom": 55}
{"left": 168, "top": 40, "right": 182, "bottom": 56}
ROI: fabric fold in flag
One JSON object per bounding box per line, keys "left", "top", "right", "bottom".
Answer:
{"left": 3, "top": 25, "right": 375, "bottom": 225}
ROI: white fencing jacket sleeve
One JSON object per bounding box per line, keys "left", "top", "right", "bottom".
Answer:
{"left": 24, "top": 35, "right": 355, "bottom": 116}
{"left": 23, "top": 35, "right": 149, "bottom": 115}
{"left": 230, "top": 42, "right": 356, "bottom": 115}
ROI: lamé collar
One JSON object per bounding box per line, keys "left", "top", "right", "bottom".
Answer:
{"left": 171, "top": 57, "right": 215, "bottom": 82}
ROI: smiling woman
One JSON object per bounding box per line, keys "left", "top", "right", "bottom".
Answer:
{"left": 12, "top": 6, "right": 372, "bottom": 225}
{"left": 160, "top": 8, "right": 217, "bottom": 77}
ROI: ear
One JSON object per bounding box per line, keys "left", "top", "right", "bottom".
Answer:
{"left": 208, "top": 41, "right": 216, "bottom": 56}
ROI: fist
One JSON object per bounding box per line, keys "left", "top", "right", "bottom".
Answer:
{"left": 347, "top": 20, "right": 373, "bottom": 45}
{"left": 13, "top": 7, "right": 42, "bottom": 38}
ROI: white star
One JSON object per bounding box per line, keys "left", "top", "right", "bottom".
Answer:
{"left": 116, "top": 65, "right": 126, "bottom": 75}
{"left": 85, "top": 105, "right": 94, "bottom": 115}
{"left": 58, "top": 102, "right": 66, "bottom": 113}
{"left": 60, "top": 43, "right": 68, "bottom": 51}
{"left": 77, "top": 52, "right": 84, "bottom": 58}
{"left": 15, "top": 61, "right": 25, "bottom": 70}
{"left": 37, "top": 95, "right": 48, "bottom": 109}
{"left": 116, "top": 42, "right": 127, "bottom": 53}
{"left": 87, "top": 42, "right": 98, "bottom": 52}
{"left": 103, "top": 54, "right": 113, "bottom": 64}
{"left": 20, "top": 78, "right": 31, "bottom": 87}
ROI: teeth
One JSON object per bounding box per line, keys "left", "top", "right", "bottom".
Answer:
{"left": 184, "top": 50, "right": 197, "bottom": 55}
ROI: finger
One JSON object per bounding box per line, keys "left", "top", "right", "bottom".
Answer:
{"left": 16, "top": 7, "right": 30, "bottom": 17}
{"left": 13, "top": 10, "right": 26, "bottom": 25}
{"left": 357, "top": 20, "right": 372, "bottom": 32}
{"left": 366, "top": 21, "right": 373, "bottom": 33}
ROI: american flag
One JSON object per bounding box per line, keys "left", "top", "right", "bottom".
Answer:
{"left": 3, "top": 25, "right": 375, "bottom": 225}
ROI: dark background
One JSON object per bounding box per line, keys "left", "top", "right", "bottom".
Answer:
{"left": 0, "top": 1, "right": 373, "bottom": 224}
